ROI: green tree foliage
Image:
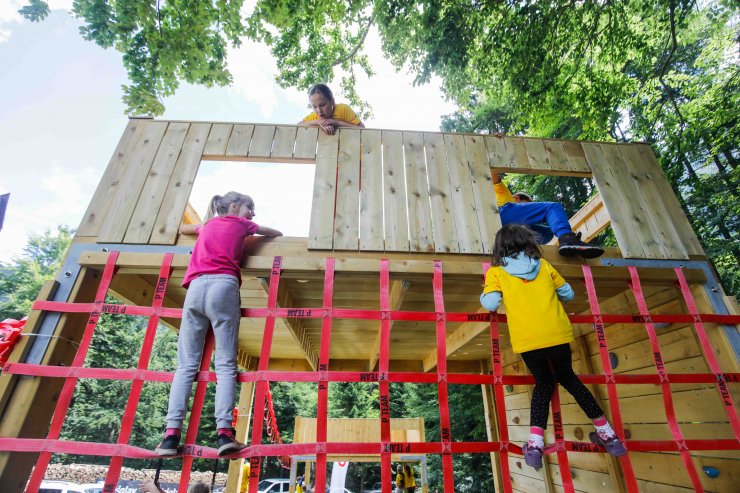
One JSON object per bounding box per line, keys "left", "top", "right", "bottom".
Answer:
{"left": 0, "top": 225, "right": 73, "bottom": 320}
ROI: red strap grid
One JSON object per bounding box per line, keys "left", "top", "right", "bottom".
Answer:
{"left": 3, "top": 253, "right": 740, "bottom": 493}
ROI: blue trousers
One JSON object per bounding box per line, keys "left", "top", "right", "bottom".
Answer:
{"left": 500, "top": 202, "right": 572, "bottom": 244}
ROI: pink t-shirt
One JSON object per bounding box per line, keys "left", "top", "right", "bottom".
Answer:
{"left": 183, "top": 216, "right": 259, "bottom": 287}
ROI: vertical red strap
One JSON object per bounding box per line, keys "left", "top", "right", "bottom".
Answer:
{"left": 674, "top": 268, "right": 740, "bottom": 439}
{"left": 26, "top": 251, "right": 119, "bottom": 492}
{"left": 628, "top": 266, "right": 704, "bottom": 492}
{"left": 313, "top": 257, "right": 335, "bottom": 492}
{"left": 432, "top": 261, "right": 455, "bottom": 492}
{"left": 483, "top": 262, "right": 513, "bottom": 493}
{"left": 248, "top": 256, "right": 284, "bottom": 493}
{"left": 104, "top": 253, "right": 173, "bottom": 492}
{"left": 582, "top": 266, "right": 639, "bottom": 493}
{"left": 378, "top": 260, "right": 392, "bottom": 493}
{"left": 178, "top": 330, "right": 216, "bottom": 493}
{"left": 549, "top": 385, "right": 574, "bottom": 492}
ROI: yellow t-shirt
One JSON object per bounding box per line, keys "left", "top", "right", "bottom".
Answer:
{"left": 302, "top": 103, "right": 362, "bottom": 125}
{"left": 396, "top": 472, "right": 405, "bottom": 487}
{"left": 239, "top": 463, "right": 250, "bottom": 493}
{"left": 483, "top": 258, "right": 573, "bottom": 353}
{"left": 404, "top": 470, "right": 416, "bottom": 487}
{"left": 494, "top": 181, "right": 515, "bottom": 208}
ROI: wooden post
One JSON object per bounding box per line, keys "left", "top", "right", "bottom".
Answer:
{"left": 225, "top": 371, "right": 256, "bottom": 493}
{"left": 520, "top": 356, "right": 556, "bottom": 493}
{"left": 480, "top": 360, "right": 505, "bottom": 493}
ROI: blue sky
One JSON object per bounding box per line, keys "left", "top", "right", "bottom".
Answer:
{"left": 0, "top": 3, "right": 456, "bottom": 262}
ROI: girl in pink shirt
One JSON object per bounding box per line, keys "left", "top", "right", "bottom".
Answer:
{"left": 156, "top": 191, "right": 282, "bottom": 457}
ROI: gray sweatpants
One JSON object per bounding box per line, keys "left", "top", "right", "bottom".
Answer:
{"left": 166, "top": 274, "right": 241, "bottom": 430}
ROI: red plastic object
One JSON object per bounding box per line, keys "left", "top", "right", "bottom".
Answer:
{"left": 0, "top": 318, "right": 25, "bottom": 366}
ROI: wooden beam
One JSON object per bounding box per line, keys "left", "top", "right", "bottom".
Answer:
{"left": 520, "top": 357, "right": 556, "bottom": 493}
{"left": 480, "top": 360, "right": 505, "bottom": 493}
{"left": 368, "top": 280, "right": 410, "bottom": 371}
{"left": 258, "top": 279, "right": 319, "bottom": 371}
{"left": 225, "top": 366, "right": 256, "bottom": 493}
{"left": 422, "top": 307, "right": 489, "bottom": 372}
{"left": 548, "top": 193, "right": 611, "bottom": 245}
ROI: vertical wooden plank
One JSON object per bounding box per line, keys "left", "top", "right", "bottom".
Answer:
{"left": 294, "top": 126, "right": 319, "bottom": 160}
{"left": 635, "top": 144, "right": 705, "bottom": 255}
{"left": 523, "top": 138, "right": 551, "bottom": 172}
{"left": 543, "top": 139, "right": 575, "bottom": 173}
{"left": 502, "top": 137, "right": 530, "bottom": 172}
{"left": 444, "top": 134, "right": 484, "bottom": 253}
{"left": 423, "top": 133, "right": 459, "bottom": 253}
{"left": 225, "top": 124, "right": 255, "bottom": 157}
{"left": 272, "top": 126, "right": 298, "bottom": 159}
{"left": 485, "top": 134, "right": 516, "bottom": 170}
{"left": 98, "top": 120, "right": 169, "bottom": 243}
{"left": 333, "top": 129, "right": 361, "bottom": 251}
{"left": 465, "top": 135, "right": 502, "bottom": 254}
{"left": 562, "top": 140, "right": 591, "bottom": 174}
{"left": 203, "top": 123, "right": 233, "bottom": 155}
{"left": 382, "top": 130, "right": 409, "bottom": 252}
{"left": 582, "top": 142, "right": 647, "bottom": 258}
{"left": 619, "top": 144, "right": 689, "bottom": 259}
{"left": 403, "top": 132, "right": 434, "bottom": 252}
{"left": 150, "top": 123, "right": 211, "bottom": 244}
{"left": 359, "top": 130, "right": 385, "bottom": 251}
{"left": 124, "top": 122, "right": 190, "bottom": 243}
{"left": 248, "top": 125, "right": 276, "bottom": 158}
{"left": 600, "top": 143, "right": 667, "bottom": 258}
{"left": 77, "top": 119, "right": 143, "bottom": 236}
{"left": 307, "top": 131, "right": 339, "bottom": 249}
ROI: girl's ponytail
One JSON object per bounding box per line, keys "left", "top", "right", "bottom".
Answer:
{"left": 203, "top": 192, "right": 254, "bottom": 222}
{"left": 204, "top": 195, "right": 222, "bottom": 222}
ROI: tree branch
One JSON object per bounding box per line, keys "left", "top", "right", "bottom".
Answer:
{"left": 332, "top": 16, "right": 373, "bottom": 68}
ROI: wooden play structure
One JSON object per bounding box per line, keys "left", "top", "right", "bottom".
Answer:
{"left": 0, "top": 118, "right": 738, "bottom": 492}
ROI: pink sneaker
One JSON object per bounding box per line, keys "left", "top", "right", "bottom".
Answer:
{"left": 589, "top": 431, "right": 627, "bottom": 456}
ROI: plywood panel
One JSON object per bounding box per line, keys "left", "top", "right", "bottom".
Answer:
{"left": 225, "top": 124, "right": 254, "bottom": 157}
{"left": 543, "top": 140, "right": 574, "bottom": 174}
{"left": 98, "top": 120, "right": 169, "bottom": 242}
{"left": 307, "top": 131, "right": 339, "bottom": 249}
{"left": 444, "top": 133, "right": 483, "bottom": 253}
{"left": 465, "top": 135, "right": 502, "bottom": 254}
{"left": 150, "top": 123, "right": 211, "bottom": 244}
{"left": 562, "top": 141, "right": 591, "bottom": 174}
{"left": 248, "top": 125, "right": 276, "bottom": 158}
{"left": 523, "top": 138, "right": 551, "bottom": 172}
{"left": 78, "top": 119, "right": 144, "bottom": 236}
{"left": 203, "top": 123, "right": 233, "bottom": 155}
{"left": 359, "top": 130, "right": 384, "bottom": 251}
{"left": 382, "top": 130, "right": 409, "bottom": 252}
{"left": 485, "top": 134, "right": 516, "bottom": 170}
{"left": 124, "top": 122, "right": 189, "bottom": 243}
{"left": 424, "top": 133, "right": 459, "bottom": 253}
{"left": 503, "top": 137, "right": 530, "bottom": 171}
{"left": 333, "top": 129, "right": 361, "bottom": 250}
{"left": 294, "top": 126, "right": 319, "bottom": 160}
{"left": 635, "top": 144, "right": 705, "bottom": 255}
{"left": 272, "top": 125, "right": 298, "bottom": 159}
{"left": 583, "top": 142, "right": 647, "bottom": 258}
{"left": 404, "top": 132, "right": 434, "bottom": 252}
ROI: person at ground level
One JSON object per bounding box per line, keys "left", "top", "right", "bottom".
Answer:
{"left": 394, "top": 464, "right": 405, "bottom": 493}
{"left": 296, "top": 475, "right": 305, "bottom": 493}
{"left": 299, "top": 83, "right": 364, "bottom": 135}
{"left": 491, "top": 172, "right": 603, "bottom": 259}
{"left": 480, "top": 224, "right": 626, "bottom": 470}
{"left": 403, "top": 464, "right": 416, "bottom": 493}
{"left": 155, "top": 192, "right": 282, "bottom": 458}
{"left": 239, "top": 462, "right": 250, "bottom": 493}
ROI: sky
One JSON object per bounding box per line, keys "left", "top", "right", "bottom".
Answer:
{"left": 0, "top": 2, "right": 457, "bottom": 262}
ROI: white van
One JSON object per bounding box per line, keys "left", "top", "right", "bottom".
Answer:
{"left": 258, "top": 478, "right": 291, "bottom": 492}
{"left": 39, "top": 481, "right": 86, "bottom": 493}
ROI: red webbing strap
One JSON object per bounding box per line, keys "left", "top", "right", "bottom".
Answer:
{"left": 178, "top": 330, "right": 216, "bottom": 493}
{"left": 26, "top": 251, "right": 119, "bottom": 493}
{"left": 482, "top": 262, "right": 513, "bottom": 493}
{"left": 548, "top": 384, "right": 574, "bottom": 492}
{"left": 314, "top": 257, "right": 335, "bottom": 492}
{"left": 432, "top": 261, "right": 455, "bottom": 492}
{"left": 378, "top": 260, "right": 392, "bottom": 493}
{"left": 248, "top": 256, "right": 284, "bottom": 493}
{"left": 674, "top": 267, "right": 740, "bottom": 440}
{"left": 628, "top": 266, "right": 704, "bottom": 492}
{"left": 582, "top": 265, "right": 639, "bottom": 493}
{"left": 104, "top": 253, "right": 173, "bottom": 492}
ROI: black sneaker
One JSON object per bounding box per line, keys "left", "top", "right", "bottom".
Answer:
{"left": 155, "top": 433, "right": 181, "bottom": 457}
{"left": 558, "top": 232, "right": 604, "bottom": 259}
{"left": 216, "top": 428, "right": 247, "bottom": 456}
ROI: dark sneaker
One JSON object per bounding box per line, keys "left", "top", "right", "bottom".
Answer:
{"left": 589, "top": 431, "right": 627, "bottom": 457}
{"left": 217, "top": 429, "right": 247, "bottom": 456}
{"left": 522, "top": 442, "right": 543, "bottom": 470}
{"left": 558, "top": 232, "right": 604, "bottom": 259}
{"left": 155, "top": 434, "right": 181, "bottom": 457}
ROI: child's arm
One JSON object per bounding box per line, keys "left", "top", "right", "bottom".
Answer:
{"left": 556, "top": 282, "right": 574, "bottom": 302}
{"left": 179, "top": 224, "right": 199, "bottom": 235}
{"left": 256, "top": 225, "right": 283, "bottom": 237}
{"left": 480, "top": 291, "right": 503, "bottom": 312}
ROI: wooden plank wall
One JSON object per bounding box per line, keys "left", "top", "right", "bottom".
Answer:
{"left": 79, "top": 119, "right": 704, "bottom": 259}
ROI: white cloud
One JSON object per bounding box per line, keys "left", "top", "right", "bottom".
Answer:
{"left": 0, "top": 0, "right": 73, "bottom": 43}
